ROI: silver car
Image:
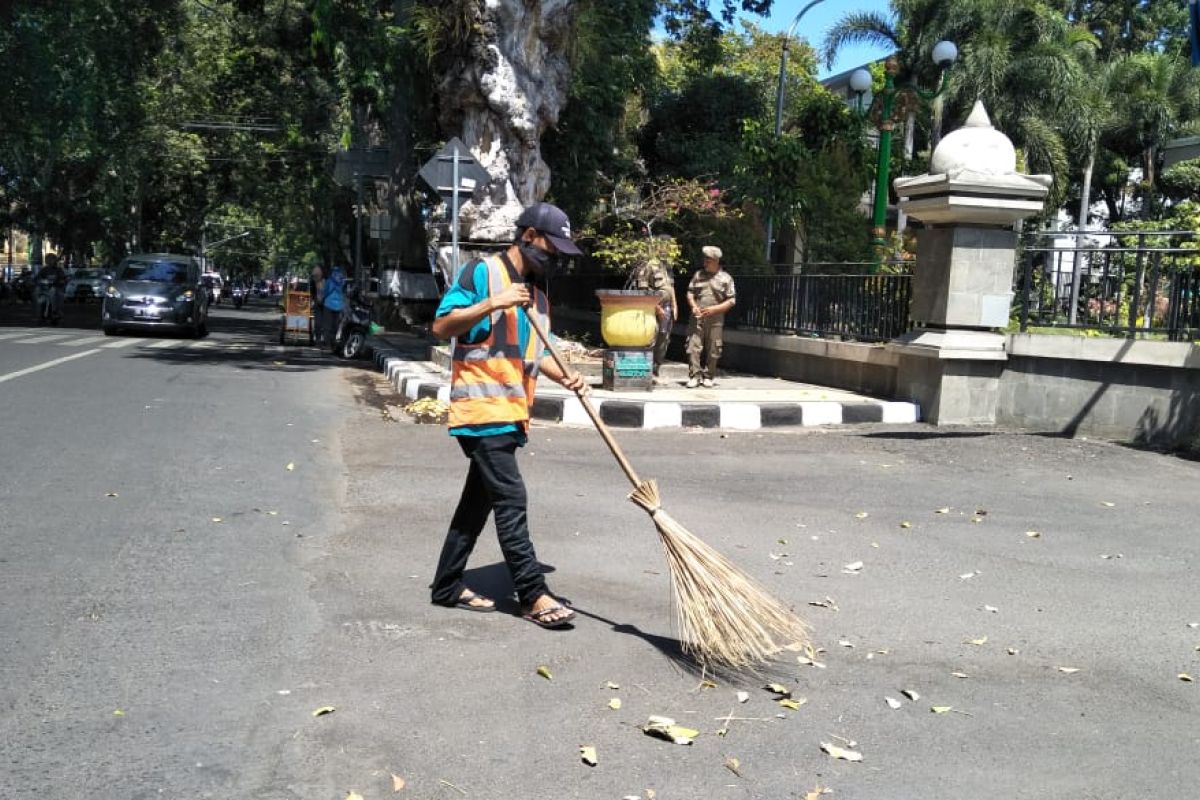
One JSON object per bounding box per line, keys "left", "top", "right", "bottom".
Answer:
{"left": 102, "top": 253, "right": 209, "bottom": 337}
{"left": 66, "top": 268, "right": 106, "bottom": 302}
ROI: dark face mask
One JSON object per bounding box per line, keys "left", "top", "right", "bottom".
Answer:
{"left": 518, "top": 239, "right": 558, "bottom": 279}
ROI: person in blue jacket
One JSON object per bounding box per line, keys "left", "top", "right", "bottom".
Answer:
{"left": 321, "top": 266, "right": 346, "bottom": 347}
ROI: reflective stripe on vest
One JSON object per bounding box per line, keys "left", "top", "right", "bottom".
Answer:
{"left": 448, "top": 256, "right": 549, "bottom": 429}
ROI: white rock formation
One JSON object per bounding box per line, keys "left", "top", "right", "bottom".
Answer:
{"left": 438, "top": 0, "right": 578, "bottom": 242}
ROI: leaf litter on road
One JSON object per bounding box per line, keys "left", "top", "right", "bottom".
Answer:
{"left": 820, "top": 742, "right": 863, "bottom": 762}
{"left": 580, "top": 745, "right": 598, "bottom": 766}
{"left": 643, "top": 715, "right": 699, "bottom": 745}
{"left": 536, "top": 665, "right": 553, "bottom": 680}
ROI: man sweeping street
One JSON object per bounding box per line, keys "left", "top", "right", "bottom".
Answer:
{"left": 429, "top": 202, "right": 587, "bottom": 630}
{"left": 686, "top": 246, "right": 736, "bottom": 388}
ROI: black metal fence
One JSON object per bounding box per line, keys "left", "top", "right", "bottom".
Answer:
{"left": 550, "top": 266, "right": 913, "bottom": 343}
{"left": 1019, "top": 231, "right": 1200, "bottom": 342}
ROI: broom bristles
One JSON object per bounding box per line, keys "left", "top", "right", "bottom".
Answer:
{"left": 628, "top": 479, "right": 812, "bottom": 671}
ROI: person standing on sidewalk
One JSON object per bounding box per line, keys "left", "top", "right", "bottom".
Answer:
{"left": 685, "top": 246, "right": 736, "bottom": 388}
{"left": 310, "top": 265, "right": 325, "bottom": 344}
{"left": 630, "top": 256, "right": 676, "bottom": 381}
{"left": 429, "top": 202, "right": 587, "bottom": 630}
{"left": 321, "top": 266, "right": 346, "bottom": 348}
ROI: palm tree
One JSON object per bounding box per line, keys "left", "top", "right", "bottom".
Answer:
{"left": 1108, "top": 51, "right": 1200, "bottom": 218}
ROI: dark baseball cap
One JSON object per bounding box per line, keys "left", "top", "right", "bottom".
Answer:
{"left": 515, "top": 202, "right": 582, "bottom": 256}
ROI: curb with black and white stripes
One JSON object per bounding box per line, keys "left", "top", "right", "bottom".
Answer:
{"left": 370, "top": 344, "right": 920, "bottom": 430}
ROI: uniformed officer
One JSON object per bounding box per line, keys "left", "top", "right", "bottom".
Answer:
{"left": 685, "top": 245, "right": 735, "bottom": 388}
{"left": 630, "top": 256, "right": 676, "bottom": 379}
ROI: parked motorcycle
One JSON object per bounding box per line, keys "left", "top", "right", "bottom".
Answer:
{"left": 331, "top": 282, "right": 374, "bottom": 359}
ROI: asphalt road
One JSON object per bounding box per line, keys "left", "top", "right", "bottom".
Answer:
{"left": 2, "top": 295, "right": 1199, "bottom": 800}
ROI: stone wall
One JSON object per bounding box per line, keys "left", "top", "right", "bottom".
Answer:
{"left": 998, "top": 335, "right": 1200, "bottom": 450}
{"left": 552, "top": 309, "right": 1199, "bottom": 450}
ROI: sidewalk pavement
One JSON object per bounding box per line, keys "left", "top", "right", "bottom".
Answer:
{"left": 368, "top": 330, "right": 920, "bottom": 430}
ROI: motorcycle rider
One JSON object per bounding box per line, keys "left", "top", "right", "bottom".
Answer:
{"left": 35, "top": 253, "right": 68, "bottom": 325}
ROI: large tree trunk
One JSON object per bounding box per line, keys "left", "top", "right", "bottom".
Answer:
{"left": 437, "top": 0, "right": 579, "bottom": 242}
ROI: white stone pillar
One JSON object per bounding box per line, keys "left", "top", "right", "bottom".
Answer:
{"left": 888, "top": 102, "right": 1051, "bottom": 425}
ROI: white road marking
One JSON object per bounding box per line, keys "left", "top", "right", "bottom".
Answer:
{"left": 15, "top": 334, "right": 72, "bottom": 344}
{"left": 100, "top": 338, "right": 145, "bottom": 349}
{"left": 0, "top": 349, "right": 103, "bottom": 385}
{"left": 187, "top": 339, "right": 218, "bottom": 349}
{"left": 0, "top": 330, "right": 38, "bottom": 341}
{"left": 56, "top": 336, "right": 108, "bottom": 347}
{"left": 145, "top": 339, "right": 189, "bottom": 349}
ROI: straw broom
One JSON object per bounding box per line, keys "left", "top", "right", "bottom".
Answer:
{"left": 526, "top": 313, "right": 811, "bottom": 671}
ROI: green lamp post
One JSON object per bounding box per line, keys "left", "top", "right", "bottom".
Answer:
{"left": 851, "top": 40, "right": 958, "bottom": 268}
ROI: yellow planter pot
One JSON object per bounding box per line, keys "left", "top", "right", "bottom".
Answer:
{"left": 596, "top": 290, "right": 659, "bottom": 348}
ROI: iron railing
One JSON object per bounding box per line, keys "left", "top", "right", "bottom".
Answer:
{"left": 1019, "top": 231, "right": 1200, "bottom": 342}
{"left": 550, "top": 267, "right": 913, "bottom": 343}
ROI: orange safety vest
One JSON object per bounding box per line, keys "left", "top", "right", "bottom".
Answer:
{"left": 448, "top": 256, "right": 550, "bottom": 430}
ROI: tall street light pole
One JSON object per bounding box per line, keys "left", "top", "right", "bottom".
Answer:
{"left": 201, "top": 230, "right": 250, "bottom": 272}
{"left": 765, "top": 0, "right": 829, "bottom": 265}
{"left": 851, "top": 40, "right": 957, "bottom": 270}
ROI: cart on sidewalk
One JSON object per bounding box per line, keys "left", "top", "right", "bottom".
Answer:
{"left": 280, "top": 281, "right": 314, "bottom": 345}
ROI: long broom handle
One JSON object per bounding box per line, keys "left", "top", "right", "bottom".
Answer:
{"left": 525, "top": 311, "right": 643, "bottom": 488}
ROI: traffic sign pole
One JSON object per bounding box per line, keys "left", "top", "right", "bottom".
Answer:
{"left": 451, "top": 150, "right": 460, "bottom": 276}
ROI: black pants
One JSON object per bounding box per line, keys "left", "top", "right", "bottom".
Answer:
{"left": 430, "top": 431, "right": 548, "bottom": 608}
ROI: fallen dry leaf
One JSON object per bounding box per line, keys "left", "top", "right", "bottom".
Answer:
{"left": 286, "top": 462, "right": 295, "bottom": 472}
{"left": 902, "top": 689, "right": 920, "bottom": 702}
{"left": 211, "top": 517, "right": 223, "bottom": 523}
{"left": 936, "top": 507, "right": 950, "bottom": 514}
{"left": 966, "top": 636, "right": 988, "bottom": 646}
{"left": 536, "top": 665, "right": 553, "bottom": 681}
{"left": 106, "top": 492, "right": 119, "bottom": 498}
{"left": 736, "top": 691, "right": 749, "bottom": 704}
{"left": 1101, "top": 501, "right": 1115, "bottom": 507}
{"left": 820, "top": 742, "right": 863, "bottom": 762}
{"left": 885, "top": 696, "right": 902, "bottom": 710}
{"left": 1057, "top": 667, "right": 1081, "bottom": 674}
{"left": 113, "top": 709, "right": 125, "bottom": 717}
{"left": 778, "top": 698, "right": 806, "bottom": 710}
{"left": 346, "top": 793, "right": 364, "bottom": 800}
{"left": 1007, "top": 648, "right": 1020, "bottom": 655}
{"left": 796, "top": 656, "right": 827, "bottom": 669}
{"left": 960, "top": 571, "right": 978, "bottom": 580}
{"left": 951, "top": 672, "right": 970, "bottom": 679}
{"left": 804, "top": 786, "right": 831, "bottom": 800}
{"left": 312, "top": 706, "right": 336, "bottom": 717}
{"left": 1026, "top": 531, "right": 1041, "bottom": 539}
{"left": 854, "top": 512, "right": 869, "bottom": 520}
{"left": 580, "top": 745, "right": 598, "bottom": 766}
{"left": 930, "top": 706, "right": 953, "bottom": 714}
{"left": 983, "top": 605, "right": 999, "bottom": 613}
{"left": 838, "top": 640, "right": 855, "bottom": 649}
{"left": 843, "top": 560, "right": 864, "bottom": 573}
{"left": 391, "top": 773, "right": 406, "bottom": 792}
{"left": 724, "top": 757, "right": 742, "bottom": 777}
{"left": 971, "top": 517, "right": 984, "bottom": 524}
{"left": 608, "top": 698, "right": 622, "bottom": 710}
{"left": 605, "top": 681, "right": 620, "bottom": 690}
{"left": 900, "top": 521, "right": 913, "bottom": 529}
{"left": 1179, "top": 673, "right": 1194, "bottom": 683}
{"left": 698, "top": 680, "right": 717, "bottom": 690}
{"left": 808, "top": 596, "right": 838, "bottom": 610}
{"left": 643, "top": 715, "right": 699, "bottom": 745}
{"left": 764, "top": 683, "right": 791, "bottom": 698}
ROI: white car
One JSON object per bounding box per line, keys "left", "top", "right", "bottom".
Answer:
{"left": 66, "top": 268, "right": 106, "bottom": 302}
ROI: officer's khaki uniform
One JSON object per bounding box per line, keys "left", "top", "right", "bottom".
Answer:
{"left": 631, "top": 260, "right": 675, "bottom": 372}
{"left": 686, "top": 269, "right": 736, "bottom": 380}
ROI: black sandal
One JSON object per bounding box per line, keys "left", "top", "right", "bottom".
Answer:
{"left": 452, "top": 589, "right": 496, "bottom": 613}
{"left": 522, "top": 602, "right": 575, "bottom": 629}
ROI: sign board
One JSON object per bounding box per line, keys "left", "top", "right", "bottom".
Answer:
{"left": 334, "top": 147, "right": 390, "bottom": 186}
{"left": 418, "top": 137, "right": 492, "bottom": 199}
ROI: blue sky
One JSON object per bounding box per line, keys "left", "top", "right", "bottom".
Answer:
{"left": 747, "top": 1, "right": 894, "bottom": 79}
